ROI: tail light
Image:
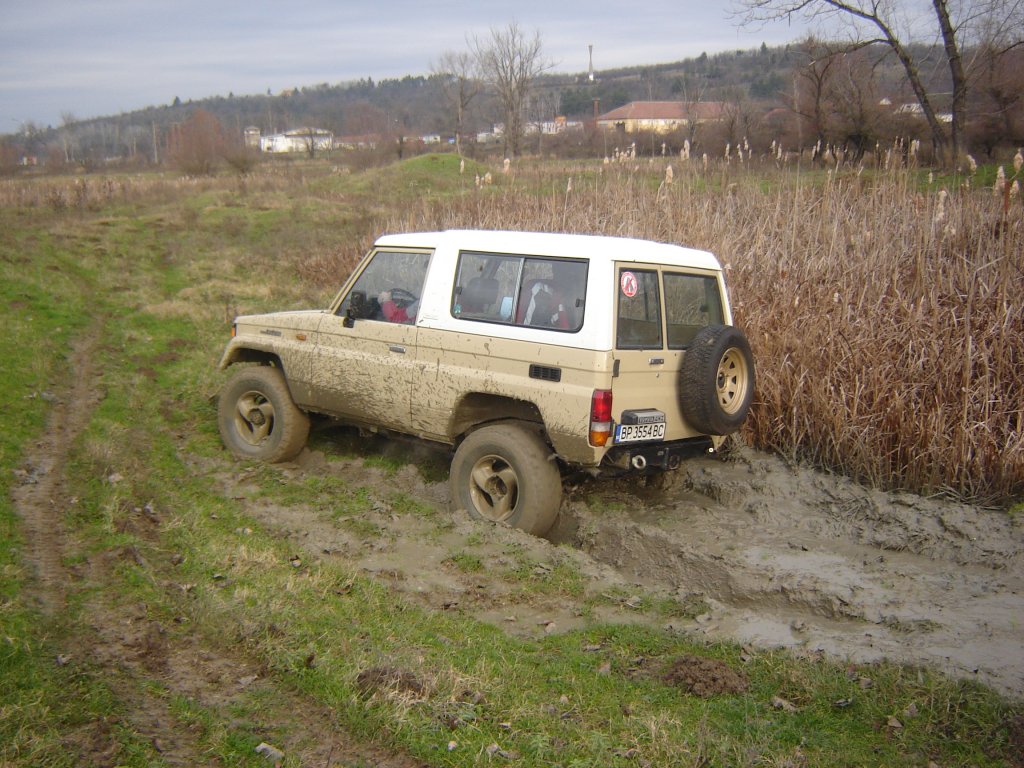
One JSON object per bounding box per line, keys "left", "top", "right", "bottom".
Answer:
{"left": 590, "top": 389, "right": 613, "bottom": 446}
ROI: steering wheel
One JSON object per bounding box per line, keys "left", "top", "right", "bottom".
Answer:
{"left": 388, "top": 288, "right": 418, "bottom": 308}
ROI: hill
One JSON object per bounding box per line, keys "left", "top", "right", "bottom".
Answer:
{"left": 0, "top": 40, "right": 980, "bottom": 169}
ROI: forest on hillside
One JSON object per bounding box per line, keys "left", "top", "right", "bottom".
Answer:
{"left": 3, "top": 35, "right": 1022, "bottom": 172}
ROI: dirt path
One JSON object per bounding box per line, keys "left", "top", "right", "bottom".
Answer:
{"left": 11, "top": 333, "right": 101, "bottom": 615}
{"left": 239, "top": 435, "right": 1024, "bottom": 700}
{"left": 11, "top": 330, "right": 424, "bottom": 767}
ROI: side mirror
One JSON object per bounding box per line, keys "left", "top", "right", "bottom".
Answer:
{"left": 344, "top": 290, "right": 367, "bottom": 327}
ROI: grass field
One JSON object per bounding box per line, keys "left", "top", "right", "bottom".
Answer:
{"left": 1, "top": 154, "right": 1021, "bottom": 766}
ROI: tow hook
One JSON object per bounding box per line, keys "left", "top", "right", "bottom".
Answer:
{"left": 631, "top": 454, "right": 647, "bottom": 471}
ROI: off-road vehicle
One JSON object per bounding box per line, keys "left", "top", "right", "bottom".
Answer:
{"left": 217, "top": 230, "right": 754, "bottom": 535}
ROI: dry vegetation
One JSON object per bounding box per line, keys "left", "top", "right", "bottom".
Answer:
{"left": 379, "top": 159, "right": 1024, "bottom": 504}
{"left": 3, "top": 155, "right": 1021, "bottom": 503}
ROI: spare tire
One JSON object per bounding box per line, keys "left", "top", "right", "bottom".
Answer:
{"left": 679, "top": 325, "right": 755, "bottom": 436}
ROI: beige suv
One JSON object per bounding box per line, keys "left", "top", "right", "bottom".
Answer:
{"left": 217, "top": 230, "right": 754, "bottom": 535}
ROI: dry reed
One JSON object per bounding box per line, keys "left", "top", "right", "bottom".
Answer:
{"left": 5, "top": 161, "right": 1019, "bottom": 502}
{"left": 380, "top": 162, "right": 1023, "bottom": 504}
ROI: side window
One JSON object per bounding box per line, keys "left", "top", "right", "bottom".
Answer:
{"left": 452, "top": 252, "right": 521, "bottom": 322}
{"left": 665, "top": 273, "right": 725, "bottom": 348}
{"left": 338, "top": 250, "right": 430, "bottom": 324}
{"left": 516, "top": 258, "right": 587, "bottom": 330}
{"left": 452, "top": 252, "right": 587, "bottom": 332}
{"left": 616, "top": 269, "right": 662, "bottom": 349}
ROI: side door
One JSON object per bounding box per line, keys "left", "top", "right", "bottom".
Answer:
{"left": 312, "top": 248, "right": 431, "bottom": 431}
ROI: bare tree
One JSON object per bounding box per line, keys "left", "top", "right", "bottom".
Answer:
{"left": 432, "top": 50, "right": 481, "bottom": 155}
{"left": 296, "top": 127, "right": 329, "bottom": 159}
{"left": 738, "top": 0, "right": 1024, "bottom": 164}
{"left": 472, "top": 22, "right": 552, "bottom": 157}
{"left": 968, "top": 44, "right": 1024, "bottom": 156}
{"left": 827, "top": 48, "right": 889, "bottom": 159}
{"left": 790, "top": 37, "right": 839, "bottom": 146}
{"left": 166, "top": 109, "right": 225, "bottom": 176}
{"left": 59, "top": 112, "right": 78, "bottom": 164}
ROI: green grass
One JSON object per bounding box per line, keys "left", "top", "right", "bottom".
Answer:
{"left": 444, "top": 552, "right": 485, "bottom": 573}
{"left": 0, "top": 211, "right": 162, "bottom": 765}
{"left": 1, "top": 161, "right": 1021, "bottom": 767}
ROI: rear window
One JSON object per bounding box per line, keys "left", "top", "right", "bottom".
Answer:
{"left": 616, "top": 269, "right": 725, "bottom": 350}
{"left": 665, "top": 272, "right": 725, "bottom": 348}
{"left": 616, "top": 269, "right": 662, "bottom": 349}
{"left": 452, "top": 251, "right": 587, "bottom": 332}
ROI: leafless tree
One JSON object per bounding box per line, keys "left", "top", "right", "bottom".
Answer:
{"left": 432, "top": 50, "right": 481, "bottom": 155}
{"left": 296, "top": 127, "right": 327, "bottom": 159}
{"left": 166, "top": 109, "right": 225, "bottom": 176}
{"left": 827, "top": 48, "right": 890, "bottom": 159}
{"left": 737, "top": 0, "right": 1024, "bottom": 164}
{"left": 719, "top": 87, "right": 761, "bottom": 148}
{"left": 59, "top": 112, "right": 78, "bottom": 164}
{"left": 789, "top": 37, "right": 839, "bottom": 146}
{"left": 471, "top": 22, "right": 552, "bottom": 157}
{"left": 967, "top": 44, "right": 1023, "bottom": 156}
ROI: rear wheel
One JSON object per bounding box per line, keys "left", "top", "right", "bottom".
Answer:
{"left": 680, "top": 325, "right": 755, "bottom": 436}
{"left": 217, "top": 366, "right": 309, "bottom": 462}
{"left": 449, "top": 423, "right": 562, "bottom": 536}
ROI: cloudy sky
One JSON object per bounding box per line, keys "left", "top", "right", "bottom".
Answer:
{"left": 1, "top": 0, "right": 820, "bottom": 131}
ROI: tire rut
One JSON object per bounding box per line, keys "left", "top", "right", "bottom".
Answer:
{"left": 12, "top": 330, "right": 101, "bottom": 614}
{"left": 12, "top": 327, "right": 424, "bottom": 767}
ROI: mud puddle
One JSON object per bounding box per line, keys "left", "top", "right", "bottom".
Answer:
{"left": 560, "top": 453, "right": 1024, "bottom": 697}
{"left": 238, "top": 431, "right": 1024, "bottom": 699}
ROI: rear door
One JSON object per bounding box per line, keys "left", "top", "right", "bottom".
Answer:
{"left": 612, "top": 264, "right": 726, "bottom": 442}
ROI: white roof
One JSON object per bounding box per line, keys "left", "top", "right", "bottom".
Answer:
{"left": 375, "top": 230, "right": 720, "bottom": 271}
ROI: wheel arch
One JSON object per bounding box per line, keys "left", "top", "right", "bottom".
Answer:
{"left": 449, "top": 392, "right": 547, "bottom": 444}
{"left": 220, "top": 345, "right": 283, "bottom": 370}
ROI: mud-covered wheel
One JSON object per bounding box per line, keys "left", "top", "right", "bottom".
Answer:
{"left": 449, "top": 423, "right": 562, "bottom": 536}
{"left": 680, "top": 325, "right": 755, "bottom": 436}
{"left": 217, "top": 366, "right": 309, "bottom": 462}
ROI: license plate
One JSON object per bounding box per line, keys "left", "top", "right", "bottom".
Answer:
{"left": 614, "top": 421, "right": 666, "bottom": 443}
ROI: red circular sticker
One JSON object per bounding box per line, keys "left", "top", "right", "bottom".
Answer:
{"left": 620, "top": 271, "right": 638, "bottom": 298}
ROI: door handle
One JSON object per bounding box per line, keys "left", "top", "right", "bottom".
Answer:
{"left": 389, "top": 345, "right": 406, "bottom": 354}
{"left": 648, "top": 357, "right": 664, "bottom": 365}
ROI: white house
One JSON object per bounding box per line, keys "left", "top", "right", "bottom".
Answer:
{"left": 257, "top": 127, "right": 334, "bottom": 153}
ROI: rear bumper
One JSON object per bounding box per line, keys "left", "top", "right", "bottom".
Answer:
{"left": 602, "top": 436, "right": 715, "bottom": 473}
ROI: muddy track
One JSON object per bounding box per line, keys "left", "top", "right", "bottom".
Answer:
{"left": 236, "top": 432, "right": 1024, "bottom": 700}
{"left": 557, "top": 457, "right": 1024, "bottom": 696}
{"left": 12, "top": 329, "right": 424, "bottom": 767}
{"left": 12, "top": 332, "right": 101, "bottom": 614}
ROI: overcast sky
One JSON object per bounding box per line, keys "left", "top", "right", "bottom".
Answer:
{"left": 1, "top": 0, "right": 820, "bottom": 131}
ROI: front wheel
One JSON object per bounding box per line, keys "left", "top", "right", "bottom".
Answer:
{"left": 449, "top": 423, "right": 562, "bottom": 536}
{"left": 217, "top": 365, "right": 309, "bottom": 462}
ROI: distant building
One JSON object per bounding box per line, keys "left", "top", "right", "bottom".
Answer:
{"left": 530, "top": 116, "right": 583, "bottom": 135}
{"left": 257, "top": 127, "right": 334, "bottom": 153}
{"left": 243, "top": 126, "right": 261, "bottom": 149}
{"left": 596, "top": 101, "right": 725, "bottom": 133}
{"left": 335, "top": 134, "right": 380, "bottom": 150}
{"left": 892, "top": 102, "right": 952, "bottom": 123}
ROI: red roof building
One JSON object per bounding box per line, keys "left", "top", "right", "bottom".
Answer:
{"left": 596, "top": 101, "right": 724, "bottom": 133}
